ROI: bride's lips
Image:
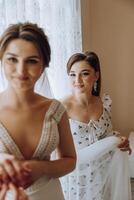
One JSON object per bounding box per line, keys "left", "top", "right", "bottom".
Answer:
{"left": 16, "top": 76, "right": 29, "bottom": 81}
{"left": 74, "top": 85, "right": 84, "bottom": 88}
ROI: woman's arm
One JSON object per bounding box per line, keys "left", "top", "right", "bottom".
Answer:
{"left": 0, "top": 110, "right": 76, "bottom": 187}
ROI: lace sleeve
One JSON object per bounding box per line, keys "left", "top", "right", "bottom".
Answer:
{"left": 52, "top": 100, "right": 66, "bottom": 123}
{"left": 0, "top": 140, "right": 9, "bottom": 153}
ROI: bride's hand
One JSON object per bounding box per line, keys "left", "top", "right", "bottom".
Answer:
{"left": 0, "top": 183, "right": 28, "bottom": 200}
{"left": 9, "top": 183, "right": 28, "bottom": 200}
{"left": 0, "top": 184, "right": 7, "bottom": 200}
{"left": 21, "top": 160, "right": 45, "bottom": 188}
{"left": 0, "top": 154, "right": 31, "bottom": 188}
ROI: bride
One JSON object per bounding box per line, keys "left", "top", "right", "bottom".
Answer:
{"left": 0, "top": 22, "right": 76, "bottom": 200}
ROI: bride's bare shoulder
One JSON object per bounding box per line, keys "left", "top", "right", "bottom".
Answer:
{"left": 60, "top": 95, "right": 74, "bottom": 109}
{"left": 36, "top": 95, "right": 54, "bottom": 107}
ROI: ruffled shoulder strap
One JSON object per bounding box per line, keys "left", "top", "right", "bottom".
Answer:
{"left": 0, "top": 139, "right": 9, "bottom": 153}
{"left": 102, "top": 94, "right": 112, "bottom": 113}
{"left": 52, "top": 99, "right": 66, "bottom": 123}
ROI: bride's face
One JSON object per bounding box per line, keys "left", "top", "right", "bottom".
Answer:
{"left": 2, "top": 38, "right": 44, "bottom": 91}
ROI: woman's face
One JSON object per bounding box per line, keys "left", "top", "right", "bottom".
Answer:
{"left": 2, "top": 38, "right": 44, "bottom": 91}
{"left": 69, "top": 60, "right": 99, "bottom": 95}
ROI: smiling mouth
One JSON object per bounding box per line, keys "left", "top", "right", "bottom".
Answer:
{"left": 75, "top": 85, "right": 84, "bottom": 88}
{"left": 16, "top": 76, "right": 29, "bottom": 81}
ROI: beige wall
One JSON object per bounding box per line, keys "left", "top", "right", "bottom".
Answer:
{"left": 81, "top": 0, "right": 134, "bottom": 136}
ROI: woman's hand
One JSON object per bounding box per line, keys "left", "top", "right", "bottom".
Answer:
{"left": 0, "top": 154, "right": 31, "bottom": 188}
{"left": 21, "top": 160, "right": 44, "bottom": 187}
{"left": 0, "top": 184, "right": 7, "bottom": 200}
{"left": 0, "top": 183, "right": 28, "bottom": 200}
{"left": 117, "top": 136, "right": 131, "bottom": 155}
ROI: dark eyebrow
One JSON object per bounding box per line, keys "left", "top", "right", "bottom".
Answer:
{"left": 81, "top": 69, "right": 90, "bottom": 72}
{"left": 6, "top": 53, "right": 19, "bottom": 57}
{"left": 70, "top": 69, "right": 90, "bottom": 73}
{"left": 69, "top": 71, "right": 75, "bottom": 73}
{"left": 5, "top": 53, "right": 40, "bottom": 59}
{"left": 26, "top": 56, "right": 40, "bottom": 60}
{"left": 81, "top": 70, "right": 91, "bottom": 74}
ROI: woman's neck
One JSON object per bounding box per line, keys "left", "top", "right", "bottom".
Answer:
{"left": 73, "top": 92, "right": 95, "bottom": 107}
{"left": 1, "top": 87, "right": 37, "bottom": 108}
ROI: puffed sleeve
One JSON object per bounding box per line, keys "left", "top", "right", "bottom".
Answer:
{"left": 102, "top": 94, "right": 112, "bottom": 115}
{"left": 102, "top": 94, "right": 120, "bottom": 136}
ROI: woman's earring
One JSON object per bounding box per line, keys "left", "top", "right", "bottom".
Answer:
{"left": 93, "top": 81, "right": 97, "bottom": 92}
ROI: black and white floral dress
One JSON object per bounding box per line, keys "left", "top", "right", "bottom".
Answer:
{"left": 61, "top": 95, "right": 118, "bottom": 200}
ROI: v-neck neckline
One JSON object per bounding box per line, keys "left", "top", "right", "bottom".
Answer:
{"left": 0, "top": 100, "right": 55, "bottom": 160}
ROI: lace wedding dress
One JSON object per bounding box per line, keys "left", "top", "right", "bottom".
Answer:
{"left": 0, "top": 99, "right": 65, "bottom": 200}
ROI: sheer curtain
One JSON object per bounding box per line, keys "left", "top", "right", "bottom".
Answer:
{"left": 0, "top": 0, "right": 82, "bottom": 99}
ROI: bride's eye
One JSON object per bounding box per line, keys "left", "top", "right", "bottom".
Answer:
{"left": 69, "top": 73, "right": 76, "bottom": 77}
{"left": 7, "top": 57, "right": 17, "bottom": 63}
{"left": 81, "top": 71, "right": 90, "bottom": 76}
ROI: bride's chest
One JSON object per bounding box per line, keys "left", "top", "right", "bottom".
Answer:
{"left": 0, "top": 110, "right": 46, "bottom": 156}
